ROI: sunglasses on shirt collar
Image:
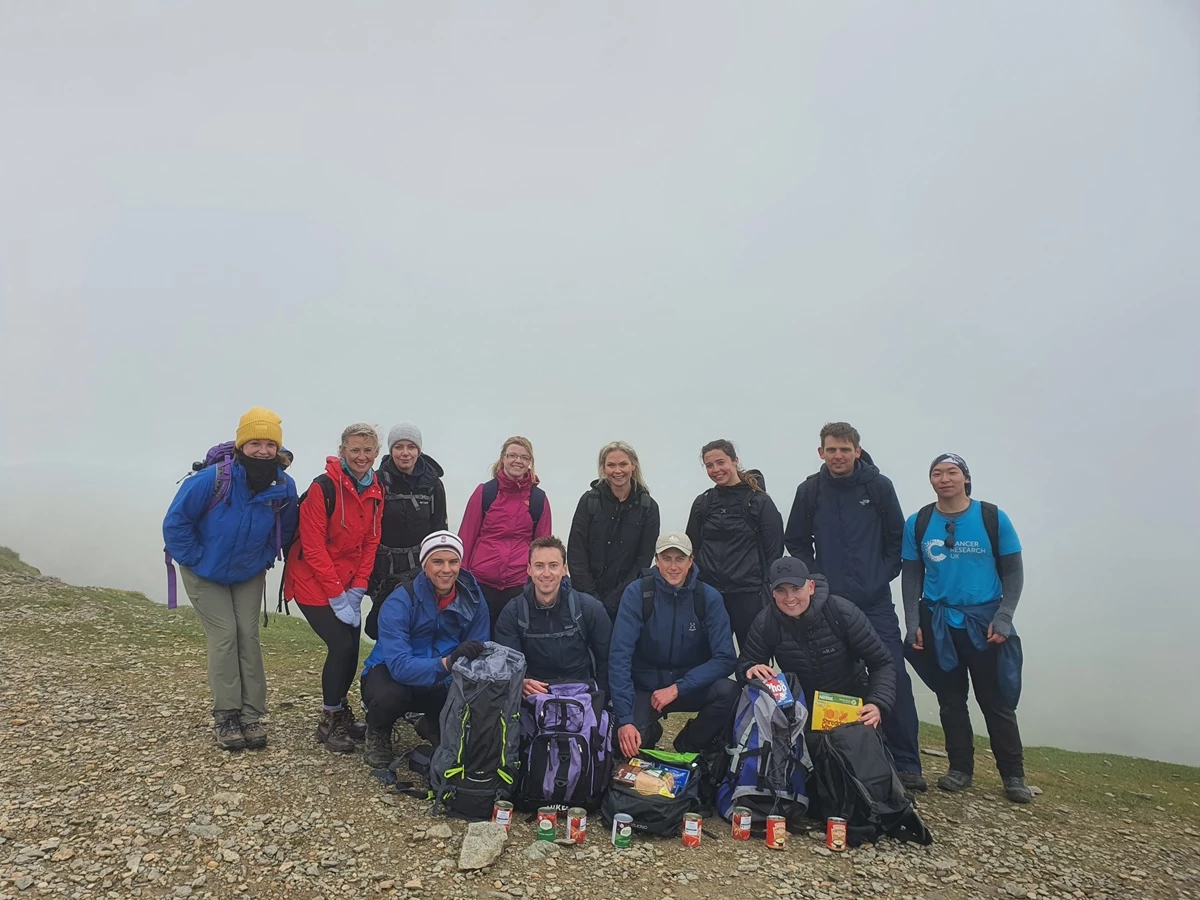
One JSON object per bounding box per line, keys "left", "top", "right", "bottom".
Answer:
{"left": 944, "top": 519, "right": 957, "bottom": 550}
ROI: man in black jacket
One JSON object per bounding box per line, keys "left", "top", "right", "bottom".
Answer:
{"left": 494, "top": 536, "right": 612, "bottom": 697}
{"left": 739, "top": 558, "right": 896, "bottom": 730}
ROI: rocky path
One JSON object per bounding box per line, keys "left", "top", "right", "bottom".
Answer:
{"left": 1, "top": 568, "right": 1198, "bottom": 900}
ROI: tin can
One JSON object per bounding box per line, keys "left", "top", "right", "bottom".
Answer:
{"left": 611, "top": 813, "right": 633, "bottom": 848}
{"left": 491, "top": 800, "right": 514, "bottom": 832}
{"left": 567, "top": 807, "right": 587, "bottom": 844}
{"left": 731, "top": 807, "right": 753, "bottom": 841}
{"left": 682, "top": 812, "right": 702, "bottom": 848}
{"left": 826, "top": 817, "right": 847, "bottom": 852}
{"left": 765, "top": 815, "right": 787, "bottom": 850}
{"left": 536, "top": 807, "right": 558, "bottom": 842}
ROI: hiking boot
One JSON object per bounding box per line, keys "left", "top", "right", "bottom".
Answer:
{"left": 364, "top": 726, "right": 396, "bottom": 769}
{"left": 340, "top": 697, "right": 367, "bottom": 742}
{"left": 1003, "top": 776, "right": 1033, "bottom": 804}
{"left": 898, "top": 771, "right": 928, "bottom": 793}
{"left": 241, "top": 720, "right": 268, "bottom": 750}
{"left": 413, "top": 714, "right": 440, "bottom": 746}
{"left": 318, "top": 710, "right": 356, "bottom": 754}
{"left": 213, "top": 710, "right": 246, "bottom": 752}
{"left": 936, "top": 770, "right": 973, "bottom": 792}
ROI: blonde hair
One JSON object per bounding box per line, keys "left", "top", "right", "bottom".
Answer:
{"left": 491, "top": 435, "right": 537, "bottom": 478}
{"left": 339, "top": 423, "right": 381, "bottom": 455}
{"left": 597, "top": 441, "right": 650, "bottom": 493}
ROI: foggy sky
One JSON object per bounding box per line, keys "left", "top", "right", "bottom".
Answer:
{"left": 2, "top": 3, "right": 1198, "bottom": 764}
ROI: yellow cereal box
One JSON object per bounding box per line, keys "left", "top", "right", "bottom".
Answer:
{"left": 810, "top": 691, "right": 863, "bottom": 731}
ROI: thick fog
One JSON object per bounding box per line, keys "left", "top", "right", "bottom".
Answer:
{"left": 1, "top": 3, "right": 1197, "bottom": 764}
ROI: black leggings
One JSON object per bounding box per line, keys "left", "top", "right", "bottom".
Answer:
{"left": 361, "top": 664, "right": 449, "bottom": 730}
{"left": 299, "top": 603, "right": 361, "bottom": 708}
{"left": 723, "top": 589, "right": 767, "bottom": 651}
{"left": 480, "top": 583, "right": 523, "bottom": 632}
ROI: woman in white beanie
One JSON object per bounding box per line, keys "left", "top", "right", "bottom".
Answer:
{"left": 365, "top": 422, "right": 448, "bottom": 640}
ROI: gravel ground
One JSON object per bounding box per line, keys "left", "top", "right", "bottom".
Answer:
{"left": 2, "top": 568, "right": 1198, "bottom": 900}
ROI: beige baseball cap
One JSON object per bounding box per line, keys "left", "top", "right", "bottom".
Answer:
{"left": 654, "top": 531, "right": 693, "bottom": 556}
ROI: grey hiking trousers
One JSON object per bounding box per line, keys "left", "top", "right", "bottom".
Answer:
{"left": 180, "top": 567, "right": 268, "bottom": 723}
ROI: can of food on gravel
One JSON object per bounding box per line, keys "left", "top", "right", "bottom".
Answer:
{"left": 682, "top": 812, "right": 702, "bottom": 848}
{"left": 765, "top": 815, "right": 787, "bottom": 850}
{"left": 491, "top": 800, "right": 514, "bottom": 832}
{"left": 731, "top": 807, "right": 753, "bottom": 841}
{"left": 826, "top": 817, "right": 847, "bottom": 852}
{"left": 567, "top": 807, "right": 588, "bottom": 844}
{"left": 536, "top": 807, "right": 558, "bottom": 842}
{"left": 611, "top": 813, "right": 633, "bottom": 848}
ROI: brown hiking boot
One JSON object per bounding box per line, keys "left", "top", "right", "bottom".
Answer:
{"left": 241, "top": 720, "right": 268, "bottom": 750}
{"left": 363, "top": 726, "right": 395, "bottom": 769}
{"left": 318, "top": 709, "right": 356, "bottom": 754}
{"left": 213, "top": 710, "right": 247, "bottom": 751}
{"left": 340, "top": 697, "right": 367, "bottom": 742}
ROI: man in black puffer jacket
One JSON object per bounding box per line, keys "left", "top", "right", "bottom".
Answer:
{"left": 738, "top": 558, "right": 896, "bottom": 728}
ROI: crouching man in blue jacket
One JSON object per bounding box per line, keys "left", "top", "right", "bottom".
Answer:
{"left": 359, "top": 530, "right": 490, "bottom": 770}
{"left": 609, "top": 531, "right": 738, "bottom": 759}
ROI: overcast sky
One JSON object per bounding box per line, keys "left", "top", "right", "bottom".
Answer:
{"left": 1, "top": 2, "right": 1197, "bottom": 764}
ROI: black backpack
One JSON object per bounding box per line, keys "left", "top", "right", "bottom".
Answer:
{"left": 639, "top": 574, "right": 706, "bottom": 625}
{"left": 913, "top": 501, "right": 1001, "bottom": 575}
{"left": 482, "top": 478, "right": 547, "bottom": 529}
{"left": 807, "top": 723, "right": 933, "bottom": 847}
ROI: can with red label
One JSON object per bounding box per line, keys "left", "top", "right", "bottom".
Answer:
{"left": 826, "top": 817, "right": 847, "bottom": 851}
{"left": 765, "top": 815, "right": 787, "bottom": 850}
{"left": 731, "top": 807, "right": 752, "bottom": 841}
{"left": 491, "top": 800, "right": 513, "bottom": 832}
{"left": 536, "top": 807, "right": 558, "bottom": 842}
{"left": 567, "top": 807, "right": 587, "bottom": 844}
{"left": 682, "top": 812, "right": 702, "bottom": 848}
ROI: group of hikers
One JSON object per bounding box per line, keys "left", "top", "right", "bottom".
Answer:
{"left": 163, "top": 407, "right": 1031, "bottom": 812}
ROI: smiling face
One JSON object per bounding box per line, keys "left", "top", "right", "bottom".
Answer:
{"left": 773, "top": 581, "right": 815, "bottom": 617}
{"left": 930, "top": 462, "right": 969, "bottom": 502}
{"left": 502, "top": 442, "right": 532, "bottom": 480}
{"left": 528, "top": 545, "right": 566, "bottom": 603}
{"left": 703, "top": 449, "right": 739, "bottom": 487}
{"left": 424, "top": 549, "right": 461, "bottom": 597}
{"left": 818, "top": 436, "right": 860, "bottom": 478}
{"left": 391, "top": 440, "right": 420, "bottom": 474}
{"left": 241, "top": 439, "right": 278, "bottom": 460}
{"left": 342, "top": 434, "right": 379, "bottom": 479}
{"left": 603, "top": 449, "right": 634, "bottom": 491}
{"left": 656, "top": 548, "right": 693, "bottom": 588}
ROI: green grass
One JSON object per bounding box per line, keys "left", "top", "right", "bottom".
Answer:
{"left": 0, "top": 546, "right": 40, "bottom": 575}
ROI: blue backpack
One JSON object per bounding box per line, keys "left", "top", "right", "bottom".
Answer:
{"left": 716, "top": 672, "right": 811, "bottom": 830}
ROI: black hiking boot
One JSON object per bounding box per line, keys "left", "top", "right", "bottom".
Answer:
{"left": 241, "top": 720, "right": 268, "bottom": 750}
{"left": 213, "top": 710, "right": 247, "bottom": 752}
{"left": 413, "top": 714, "right": 440, "bottom": 746}
{"left": 340, "top": 697, "right": 367, "bottom": 742}
{"left": 364, "top": 726, "right": 395, "bottom": 769}
{"left": 937, "top": 770, "right": 973, "bottom": 792}
{"left": 317, "top": 710, "right": 356, "bottom": 754}
{"left": 1003, "top": 776, "right": 1033, "bottom": 804}
{"left": 898, "top": 771, "right": 928, "bottom": 793}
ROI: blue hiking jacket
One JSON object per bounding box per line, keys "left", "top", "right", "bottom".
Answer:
{"left": 784, "top": 451, "right": 904, "bottom": 609}
{"left": 162, "top": 462, "right": 298, "bottom": 586}
{"left": 361, "top": 569, "right": 491, "bottom": 688}
{"left": 608, "top": 567, "right": 736, "bottom": 727}
{"left": 928, "top": 599, "right": 1022, "bottom": 709}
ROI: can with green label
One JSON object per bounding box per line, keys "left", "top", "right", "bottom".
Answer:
{"left": 611, "top": 813, "right": 633, "bottom": 848}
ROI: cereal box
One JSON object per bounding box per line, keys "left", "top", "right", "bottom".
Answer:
{"left": 810, "top": 690, "right": 863, "bottom": 731}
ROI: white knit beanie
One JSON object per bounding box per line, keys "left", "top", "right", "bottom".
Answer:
{"left": 420, "top": 530, "right": 463, "bottom": 565}
{"left": 387, "top": 422, "right": 423, "bottom": 451}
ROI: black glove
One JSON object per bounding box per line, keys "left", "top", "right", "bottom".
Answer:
{"left": 448, "top": 641, "right": 486, "bottom": 665}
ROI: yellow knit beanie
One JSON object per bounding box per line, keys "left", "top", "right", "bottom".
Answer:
{"left": 235, "top": 406, "right": 284, "bottom": 450}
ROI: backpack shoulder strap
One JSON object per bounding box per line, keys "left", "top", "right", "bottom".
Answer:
{"left": 207, "top": 460, "right": 234, "bottom": 511}
{"left": 800, "top": 472, "right": 821, "bottom": 537}
{"left": 516, "top": 592, "right": 531, "bottom": 634}
{"left": 586, "top": 491, "right": 600, "bottom": 518}
{"left": 640, "top": 574, "right": 656, "bottom": 623}
{"left": 639, "top": 491, "right": 652, "bottom": 511}
{"left": 821, "top": 597, "right": 848, "bottom": 643}
{"left": 481, "top": 478, "right": 500, "bottom": 514}
{"left": 529, "top": 486, "right": 547, "bottom": 529}
{"left": 979, "top": 501, "right": 1001, "bottom": 570}
{"left": 913, "top": 503, "right": 936, "bottom": 551}
{"left": 315, "top": 473, "right": 336, "bottom": 518}
{"left": 692, "top": 583, "right": 708, "bottom": 625}
{"left": 567, "top": 589, "right": 586, "bottom": 641}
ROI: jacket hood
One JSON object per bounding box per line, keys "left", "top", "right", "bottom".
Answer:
{"left": 379, "top": 452, "right": 444, "bottom": 480}
{"left": 821, "top": 449, "right": 880, "bottom": 488}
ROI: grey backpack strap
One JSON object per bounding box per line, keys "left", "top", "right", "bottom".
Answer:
{"left": 516, "top": 593, "right": 530, "bottom": 634}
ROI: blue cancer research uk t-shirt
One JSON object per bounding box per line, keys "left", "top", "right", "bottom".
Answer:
{"left": 901, "top": 500, "right": 1021, "bottom": 629}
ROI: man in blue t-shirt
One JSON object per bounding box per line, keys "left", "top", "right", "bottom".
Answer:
{"left": 901, "top": 453, "right": 1030, "bottom": 803}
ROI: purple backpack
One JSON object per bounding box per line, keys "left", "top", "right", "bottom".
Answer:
{"left": 516, "top": 682, "right": 613, "bottom": 811}
{"left": 163, "top": 442, "right": 285, "bottom": 608}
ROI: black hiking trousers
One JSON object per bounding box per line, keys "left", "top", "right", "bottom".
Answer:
{"left": 298, "top": 602, "right": 361, "bottom": 709}
{"left": 360, "top": 664, "right": 449, "bottom": 731}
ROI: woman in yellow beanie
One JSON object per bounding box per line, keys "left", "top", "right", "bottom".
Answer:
{"left": 163, "top": 406, "right": 299, "bottom": 751}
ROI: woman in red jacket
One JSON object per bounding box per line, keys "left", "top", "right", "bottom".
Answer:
{"left": 459, "top": 435, "right": 553, "bottom": 628}
{"left": 284, "top": 423, "right": 383, "bottom": 754}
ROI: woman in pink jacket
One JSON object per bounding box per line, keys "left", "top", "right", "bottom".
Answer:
{"left": 459, "top": 435, "right": 553, "bottom": 628}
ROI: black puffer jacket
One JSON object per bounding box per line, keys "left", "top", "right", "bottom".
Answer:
{"left": 369, "top": 453, "right": 447, "bottom": 597}
{"left": 567, "top": 480, "right": 660, "bottom": 615}
{"left": 686, "top": 483, "right": 785, "bottom": 593}
{"left": 736, "top": 575, "right": 897, "bottom": 714}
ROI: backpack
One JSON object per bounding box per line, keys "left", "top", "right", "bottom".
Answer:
{"left": 482, "top": 478, "right": 547, "bottom": 530}
{"left": 717, "top": 673, "right": 812, "bottom": 829}
{"left": 600, "top": 748, "right": 707, "bottom": 837}
{"left": 639, "top": 574, "right": 707, "bottom": 626}
{"left": 516, "top": 681, "right": 613, "bottom": 811}
{"left": 806, "top": 722, "right": 934, "bottom": 846}
{"left": 164, "top": 441, "right": 290, "bottom": 610}
{"left": 429, "top": 641, "right": 527, "bottom": 820}
{"left": 586, "top": 488, "right": 653, "bottom": 521}
{"left": 274, "top": 474, "right": 337, "bottom": 616}
{"left": 913, "top": 501, "right": 1001, "bottom": 574}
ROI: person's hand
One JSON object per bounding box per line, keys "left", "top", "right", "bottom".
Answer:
{"left": 986, "top": 623, "right": 1007, "bottom": 645}
{"left": 345, "top": 587, "right": 367, "bottom": 604}
{"left": 910, "top": 627, "right": 924, "bottom": 651}
{"left": 858, "top": 703, "right": 882, "bottom": 728}
{"left": 650, "top": 684, "right": 679, "bottom": 712}
{"left": 618, "top": 724, "right": 642, "bottom": 759}
{"left": 448, "top": 641, "right": 486, "bottom": 666}
{"left": 329, "top": 592, "right": 360, "bottom": 628}
{"left": 746, "top": 664, "right": 776, "bottom": 683}
{"left": 523, "top": 679, "right": 549, "bottom": 698}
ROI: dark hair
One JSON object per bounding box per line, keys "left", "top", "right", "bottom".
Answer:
{"left": 819, "top": 422, "right": 861, "bottom": 448}
{"left": 528, "top": 535, "right": 567, "bottom": 563}
{"left": 700, "top": 439, "right": 763, "bottom": 492}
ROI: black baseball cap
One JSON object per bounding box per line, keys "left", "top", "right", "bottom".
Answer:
{"left": 769, "top": 558, "right": 811, "bottom": 592}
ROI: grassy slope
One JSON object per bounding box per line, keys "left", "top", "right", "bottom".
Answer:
{"left": 3, "top": 546, "right": 1198, "bottom": 831}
